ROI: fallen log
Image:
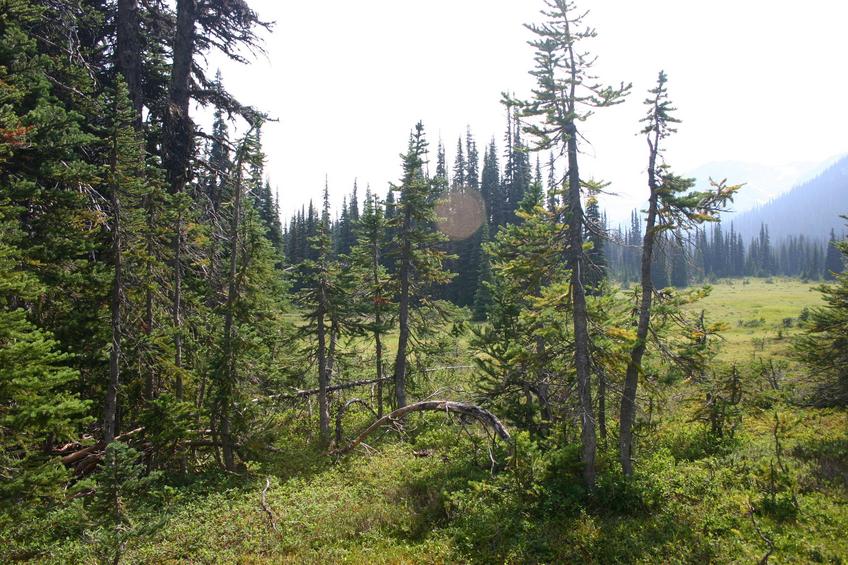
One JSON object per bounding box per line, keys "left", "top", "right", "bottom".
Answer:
{"left": 332, "top": 400, "right": 511, "bottom": 455}
{"left": 255, "top": 376, "right": 392, "bottom": 403}
{"left": 58, "top": 427, "right": 144, "bottom": 474}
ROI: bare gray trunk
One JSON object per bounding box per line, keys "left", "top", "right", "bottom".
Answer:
{"left": 565, "top": 122, "right": 596, "bottom": 489}
{"left": 598, "top": 366, "right": 607, "bottom": 444}
{"left": 163, "top": 0, "right": 196, "bottom": 401}
{"left": 373, "top": 235, "right": 384, "bottom": 417}
{"left": 393, "top": 208, "right": 412, "bottom": 408}
{"left": 619, "top": 132, "right": 661, "bottom": 476}
{"left": 220, "top": 141, "right": 250, "bottom": 471}
{"left": 116, "top": 0, "right": 142, "bottom": 124}
{"left": 316, "top": 298, "right": 330, "bottom": 443}
{"left": 104, "top": 157, "right": 122, "bottom": 444}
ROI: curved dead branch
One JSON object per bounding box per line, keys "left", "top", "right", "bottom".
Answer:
{"left": 332, "top": 400, "right": 511, "bottom": 456}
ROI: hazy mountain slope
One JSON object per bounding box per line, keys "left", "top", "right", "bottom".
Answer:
{"left": 721, "top": 155, "right": 848, "bottom": 242}
{"left": 689, "top": 159, "right": 822, "bottom": 213}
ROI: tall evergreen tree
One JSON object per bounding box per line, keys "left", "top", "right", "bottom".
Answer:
{"left": 389, "top": 123, "right": 453, "bottom": 408}
{"left": 825, "top": 228, "right": 845, "bottom": 280}
{"left": 618, "top": 71, "right": 738, "bottom": 476}
{"left": 584, "top": 190, "right": 607, "bottom": 293}
{"left": 512, "top": 0, "right": 631, "bottom": 488}
{"left": 481, "top": 139, "right": 503, "bottom": 229}
{"left": 350, "top": 191, "right": 394, "bottom": 417}
{"left": 794, "top": 220, "right": 848, "bottom": 405}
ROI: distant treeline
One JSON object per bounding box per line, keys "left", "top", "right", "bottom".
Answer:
{"left": 607, "top": 215, "right": 846, "bottom": 286}
{"left": 282, "top": 132, "right": 845, "bottom": 300}
{"left": 282, "top": 117, "right": 570, "bottom": 308}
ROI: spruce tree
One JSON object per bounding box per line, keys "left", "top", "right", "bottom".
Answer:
{"left": 618, "top": 71, "right": 739, "bottom": 476}
{"left": 472, "top": 222, "right": 494, "bottom": 322}
{"left": 350, "top": 191, "right": 394, "bottom": 417}
{"left": 481, "top": 139, "right": 503, "bottom": 229}
{"left": 389, "top": 123, "right": 452, "bottom": 408}
{"left": 670, "top": 233, "right": 689, "bottom": 288}
{"left": 825, "top": 229, "right": 845, "bottom": 280}
{"left": 511, "top": 0, "right": 631, "bottom": 488}
{"left": 0, "top": 203, "right": 90, "bottom": 500}
{"left": 298, "top": 183, "right": 347, "bottom": 443}
{"left": 584, "top": 191, "right": 607, "bottom": 294}
{"left": 794, "top": 221, "right": 848, "bottom": 405}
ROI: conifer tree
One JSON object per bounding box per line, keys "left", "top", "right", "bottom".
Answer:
{"left": 546, "top": 152, "right": 559, "bottom": 214}
{"left": 103, "top": 79, "right": 148, "bottom": 444}
{"left": 0, "top": 204, "right": 90, "bottom": 501}
{"left": 452, "top": 137, "right": 466, "bottom": 190}
{"left": 466, "top": 127, "right": 480, "bottom": 190}
{"left": 472, "top": 222, "right": 494, "bottom": 321}
{"left": 584, "top": 190, "right": 607, "bottom": 294}
{"left": 351, "top": 190, "right": 394, "bottom": 416}
{"left": 389, "top": 123, "right": 453, "bottom": 407}
{"left": 481, "top": 139, "right": 504, "bottom": 229}
{"left": 824, "top": 229, "right": 845, "bottom": 280}
{"left": 511, "top": 0, "right": 631, "bottom": 487}
{"left": 794, "top": 220, "right": 848, "bottom": 405}
{"left": 618, "top": 71, "right": 738, "bottom": 476}
{"left": 670, "top": 232, "right": 689, "bottom": 288}
{"left": 298, "top": 182, "right": 346, "bottom": 443}
{"left": 435, "top": 140, "right": 448, "bottom": 182}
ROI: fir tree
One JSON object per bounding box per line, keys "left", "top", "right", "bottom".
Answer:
{"left": 825, "top": 229, "right": 845, "bottom": 280}
{"left": 389, "top": 123, "right": 453, "bottom": 407}
{"left": 511, "top": 0, "right": 631, "bottom": 488}
{"left": 472, "top": 222, "right": 494, "bottom": 321}
{"left": 670, "top": 233, "right": 689, "bottom": 288}
{"left": 350, "top": 191, "right": 394, "bottom": 416}
{"left": 481, "top": 139, "right": 503, "bottom": 229}
{"left": 618, "top": 71, "right": 739, "bottom": 476}
{"left": 794, "top": 220, "right": 848, "bottom": 405}
{"left": 584, "top": 189, "right": 607, "bottom": 293}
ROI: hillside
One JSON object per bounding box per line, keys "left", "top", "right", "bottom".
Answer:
{"left": 721, "top": 155, "right": 848, "bottom": 241}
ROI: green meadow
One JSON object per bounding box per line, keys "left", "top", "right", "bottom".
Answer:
{"left": 687, "top": 278, "right": 824, "bottom": 363}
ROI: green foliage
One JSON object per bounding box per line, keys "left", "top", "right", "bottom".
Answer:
{"left": 138, "top": 394, "right": 195, "bottom": 468}
{"left": 689, "top": 366, "right": 744, "bottom": 441}
{"left": 86, "top": 443, "right": 162, "bottom": 564}
{"left": 0, "top": 199, "right": 91, "bottom": 501}
{"left": 793, "top": 223, "right": 848, "bottom": 406}
{"left": 0, "top": 309, "right": 91, "bottom": 501}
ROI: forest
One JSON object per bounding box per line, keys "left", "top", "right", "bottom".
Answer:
{"left": 1, "top": 0, "right": 847, "bottom": 563}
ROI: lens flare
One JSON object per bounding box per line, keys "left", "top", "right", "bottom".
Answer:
{"left": 436, "top": 190, "right": 486, "bottom": 241}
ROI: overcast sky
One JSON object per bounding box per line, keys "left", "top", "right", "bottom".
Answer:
{"left": 209, "top": 0, "right": 847, "bottom": 224}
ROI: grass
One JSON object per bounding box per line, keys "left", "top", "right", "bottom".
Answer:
{"left": 8, "top": 404, "right": 845, "bottom": 564}
{"left": 3, "top": 278, "right": 846, "bottom": 564}
{"left": 685, "top": 278, "right": 824, "bottom": 363}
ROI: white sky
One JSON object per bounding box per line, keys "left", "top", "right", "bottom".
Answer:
{"left": 209, "top": 0, "right": 848, "bottom": 225}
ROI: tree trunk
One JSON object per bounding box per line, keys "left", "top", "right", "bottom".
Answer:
{"left": 143, "top": 197, "right": 155, "bottom": 400}
{"left": 163, "top": 0, "right": 196, "bottom": 401}
{"left": 316, "top": 291, "right": 330, "bottom": 444}
{"left": 173, "top": 215, "right": 184, "bottom": 400}
{"left": 393, "top": 208, "right": 412, "bottom": 408}
{"left": 598, "top": 366, "right": 607, "bottom": 444}
{"left": 565, "top": 120, "right": 596, "bottom": 489}
{"left": 104, "top": 151, "right": 122, "bottom": 445}
{"left": 619, "top": 132, "right": 660, "bottom": 477}
{"left": 220, "top": 137, "right": 251, "bottom": 471}
{"left": 373, "top": 237, "right": 384, "bottom": 418}
{"left": 374, "top": 323, "right": 384, "bottom": 418}
{"left": 333, "top": 400, "right": 511, "bottom": 456}
{"left": 116, "top": 0, "right": 142, "bottom": 125}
